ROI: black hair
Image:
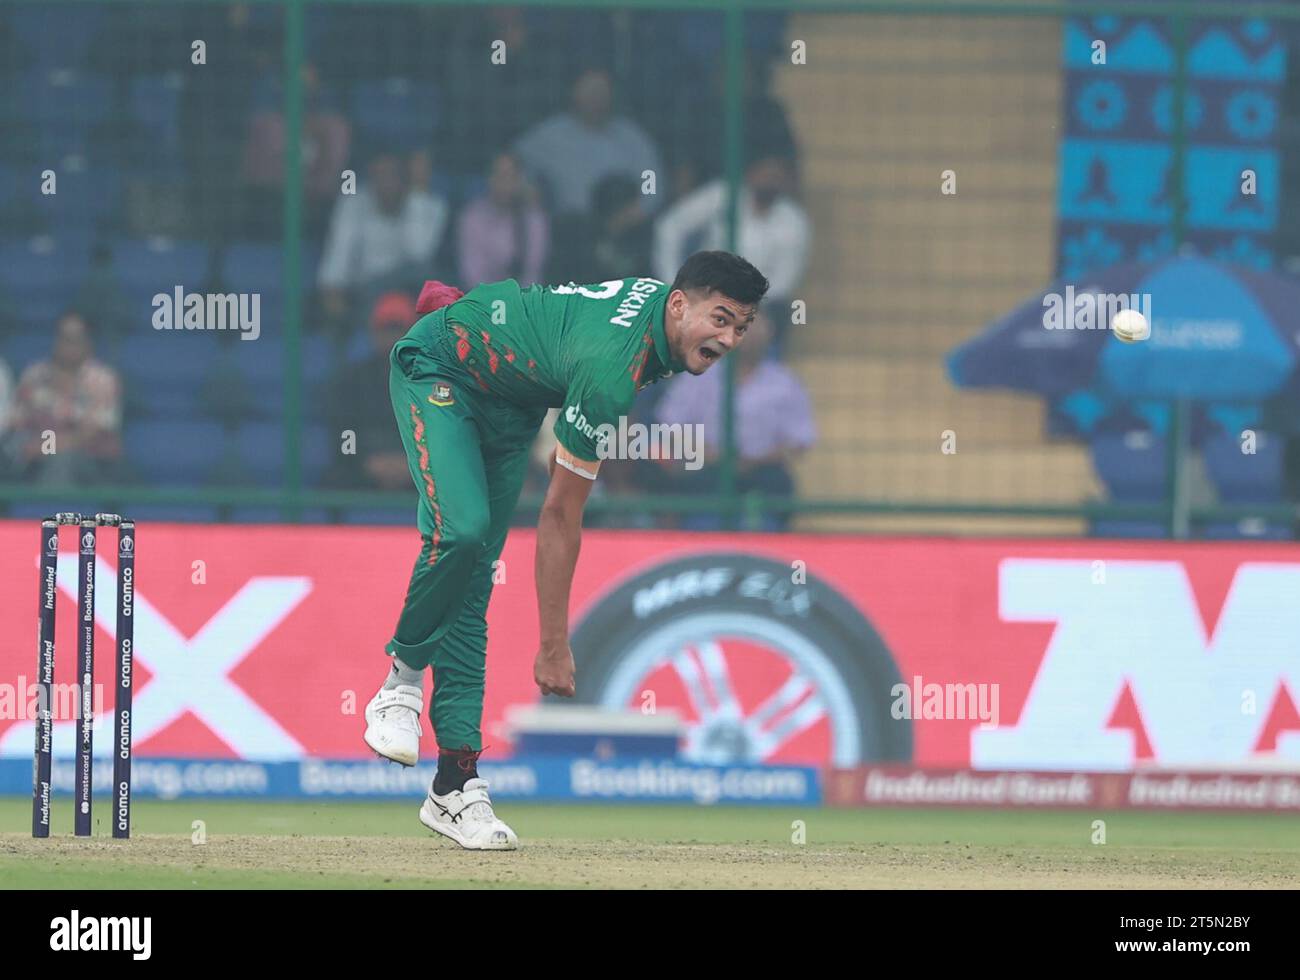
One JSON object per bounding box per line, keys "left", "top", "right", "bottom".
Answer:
{"left": 669, "top": 251, "right": 769, "bottom": 307}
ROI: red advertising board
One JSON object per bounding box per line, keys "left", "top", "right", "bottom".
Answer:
{"left": 1, "top": 522, "right": 1298, "bottom": 772}
{"left": 825, "top": 767, "right": 1300, "bottom": 812}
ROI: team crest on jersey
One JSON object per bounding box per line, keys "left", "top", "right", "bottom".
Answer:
{"left": 428, "top": 382, "right": 454, "bottom": 406}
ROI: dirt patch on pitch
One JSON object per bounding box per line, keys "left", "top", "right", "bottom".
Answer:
{"left": 2, "top": 833, "right": 1294, "bottom": 889}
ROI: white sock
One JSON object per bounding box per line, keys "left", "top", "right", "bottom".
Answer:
{"left": 382, "top": 656, "right": 424, "bottom": 691}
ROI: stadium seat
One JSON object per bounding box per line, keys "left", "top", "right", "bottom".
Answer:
{"left": 27, "top": 71, "right": 112, "bottom": 128}
{"left": 5, "top": 501, "right": 102, "bottom": 521}
{"left": 2, "top": 327, "right": 55, "bottom": 375}
{"left": 29, "top": 74, "right": 111, "bottom": 168}
{"left": 128, "top": 74, "right": 184, "bottom": 149}
{"left": 9, "top": 7, "right": 106, "bottom": 73}
{"left": 676, "top": 11, "right": 788, "bottom": 60}
{"left": 1089, "top": 520, "right": 1171, "bottom": 539}
{"left": 233, "top": 418, "right": 282, "bottom": 483}
{"left": 1201, "top": 519, "right": 1292, "bottom": 541}
{"left": 300, "top": 423, "right": 334, "bottom": 486}
{"left": 349, "top": 78, "right": 439, "bottom": 145}
{"left": 123, "top": 420, "right": 229, "bottom": 486}
{"left": 229, "top": 506, "right": 332, "bottom": 524}
{"left": 342, "top": 506, "right": 414, "bottom": 526}
{"left": 200, "top": 355, "right": 255, "bottom": 424}
{"left": 301, "top": 334, "right": 338, "bottom": 387}
{"left": 41, "top": 166, "right": 123, "bottom": 235}
{"left": 232, "top": 334, "right": 283, "bottom": 389}
{"left": 118, "top": 330, "right": 224, "bottom": 418}
{"left": 1089, "top": 431, "right": 1168, "bottom": 502}
{"left": 0, "top": 163, "right": 19, "bottom": 214}
{"left": 122, "top": 73, "right": 185, "bottom": 175}
{"left": 221, "top": 243, "right": 286, "bottom": 333}
{"left": 206, "top": 339, "right": 337, "bottom": 423}
{"left": 1202, "top": 431, "right": 1283, "bottom": 503}
{"left": 233, "top": 421, "right": 332, "bottom": 487}
{"left": 302, "top": 243, "right": 322, "bottom": 288}
{"left": 221, "top": 243, "right": 283, "bottom": 292}
{"left": 110, "top": 238, "right": 212, "bottom": 312}
{"left": 344, "top": 329, "right": 373, "bottom": 365}
{"left": 0, "top": 234, "right": 93, "bottom": 325}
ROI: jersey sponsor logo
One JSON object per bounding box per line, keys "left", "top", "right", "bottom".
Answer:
{"left": 564, "top": 403, "right": 610, "bottom": 445}
{"left": 427, "top": 382, "right": 454, "bottom": 407}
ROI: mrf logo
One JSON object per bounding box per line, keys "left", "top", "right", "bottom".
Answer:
{"left": 975, "top": 560, "right": 1300, "bottom": 769}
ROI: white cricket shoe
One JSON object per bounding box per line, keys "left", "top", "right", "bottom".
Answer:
{"left": 419, "top": 778, "right": 518, "bottom": 850}
{"left": 363, "top": 685, "right": 423, "bottom": 766}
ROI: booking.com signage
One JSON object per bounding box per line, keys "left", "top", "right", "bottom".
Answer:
{"left": 0, "top": 523, "right": 1296, "bottom": 781}
{"left": 0, "top": 756, "right": 819, "bottom": 805}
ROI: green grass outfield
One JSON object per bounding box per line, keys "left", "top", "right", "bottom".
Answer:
{"left": 2, "top": 797, "right": 1297, "bottom": 889}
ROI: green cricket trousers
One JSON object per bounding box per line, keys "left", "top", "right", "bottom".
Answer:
{"left": 385, "top": 326, "right": 544, "bottom": 751}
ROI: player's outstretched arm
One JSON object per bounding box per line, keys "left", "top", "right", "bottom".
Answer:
{"left": 533, "top": 455, "right": 596, "bottom": 697}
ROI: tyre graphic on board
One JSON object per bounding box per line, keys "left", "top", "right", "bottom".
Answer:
{"left": 568, "top": 553, "right": 912, "bottom": 768}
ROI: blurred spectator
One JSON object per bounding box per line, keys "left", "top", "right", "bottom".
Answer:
{"left": 317, "top": 142, "right": 448, "bottom": 333}
{"left": 654, "top": 147, "right": 810, "bottom": 312}
{"left": 325, "top": 292, "right": 415, "bottom": 491}
{"left": 241, "top": 62, "right": 351, "bottom": 239}
{"left": 692, "top": 86, "right": 798, "bottom": 192}
{"left": 625, "top": 53, "right": 798, "bottom": 201}
{"left": 71, "top": 243, "right": 131, "bottom": 345}
{"left": 457, "top": 152, "right": 549, "bottom": 288}
{"left": 8, "top": 312, "right": 123, "bottom": 486}
{"left": 439, "top": 8, "right": 574, "bottom": 176}
{"left": 177, "top": 2, "right": 282, "bottom": 240}
{"left": 653, "top": 307, "right": 815, "bottom": 530}
{"left": 588, "top": 174, "right": 655, "bottom": 282}
{"left": 514, "top": 67, "right": 662, "bottom": 218}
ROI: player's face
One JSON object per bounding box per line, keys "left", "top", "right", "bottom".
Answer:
{"left": 672, "top": 289, "right": 756, "bottom": 376}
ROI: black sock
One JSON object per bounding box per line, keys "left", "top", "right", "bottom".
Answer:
{"left": 433, "top": 749, "right": 478, "bottom": 796}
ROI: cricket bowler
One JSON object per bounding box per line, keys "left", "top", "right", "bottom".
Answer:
{"left": 363, "top": 250, "right": 769, "bottom": 849}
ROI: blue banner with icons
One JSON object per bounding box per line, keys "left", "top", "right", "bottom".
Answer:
{"left": 1057, "top": 11, "right": 1285, "bottom": 277}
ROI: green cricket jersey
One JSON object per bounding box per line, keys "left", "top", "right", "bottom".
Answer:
{"left": 405, "top": 277, "right": 686, "bottom": 462}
